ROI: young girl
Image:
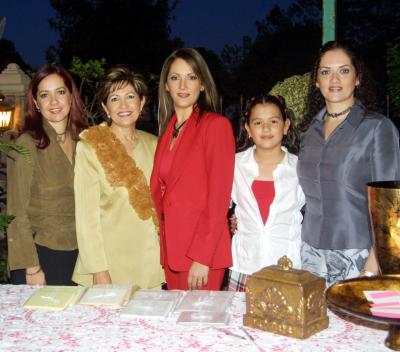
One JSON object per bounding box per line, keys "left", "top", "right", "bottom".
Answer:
{"left": 227, "top": 95, "right": 305, "bottom": 292}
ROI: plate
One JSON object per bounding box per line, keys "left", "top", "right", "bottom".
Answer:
{"left": 326, "top": 275, "right": 400, "bottom": 325}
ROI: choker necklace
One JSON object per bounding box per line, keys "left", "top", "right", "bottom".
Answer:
{"left": 326, "top": 106, "right": 352, "bottom": 118}
{"left": 56, "top": 130, "right": 67, "bottom": 143}
{"left": 173, "top": 120, "right": 187, "bottom": 138}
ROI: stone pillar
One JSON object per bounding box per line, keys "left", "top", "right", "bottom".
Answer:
{"left": 0, "top": 63, "right": 31, "bottom": 131}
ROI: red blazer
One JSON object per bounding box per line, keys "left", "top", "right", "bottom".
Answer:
{"left": 150, "top": 109, "right": 235, "bottom": 272}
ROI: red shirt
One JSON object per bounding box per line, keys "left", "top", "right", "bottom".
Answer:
{"left": 251, "top": 180, "right": 275, "bottom": 224}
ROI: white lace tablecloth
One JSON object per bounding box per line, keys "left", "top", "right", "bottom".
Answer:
{"left": 0, "top": 285, "right": 389, "bottom": 351}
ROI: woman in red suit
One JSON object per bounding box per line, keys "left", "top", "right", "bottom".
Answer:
{"left": 150, "top": 48, "right": 235, "bottom": 290}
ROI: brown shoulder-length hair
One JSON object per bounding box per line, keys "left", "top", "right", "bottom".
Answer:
{"left": 23, "top": 64, "right": 87, "bottom": 148}
{"left": 158, "top": 48, "right": 219, "bottom": 135}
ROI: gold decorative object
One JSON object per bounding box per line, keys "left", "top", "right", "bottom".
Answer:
{"left": 244, "top": 256, "right": 329, "bottom": 339}
{"left": 326, "top": 275, "right": 400, "bottom": 351}
{"left": 325, "top": 181, "right": 400, "bottom": 350}
{"left": 368, "top": 181, "right": 400, "bottom": 274}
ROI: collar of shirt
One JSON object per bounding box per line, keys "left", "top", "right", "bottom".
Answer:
{"left": 238, "top": 145, "right": 295, "bottom": 184}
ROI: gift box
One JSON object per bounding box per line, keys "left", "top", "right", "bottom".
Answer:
{"left": 243, "top": 256, "right": 329, "bottom": 338}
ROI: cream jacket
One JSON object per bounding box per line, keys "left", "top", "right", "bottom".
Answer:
{"left": 72, "top": 126, "right": 164, "bottom": 288}
{"left": 231, "top": 146, "right": 305, "bottom": 275}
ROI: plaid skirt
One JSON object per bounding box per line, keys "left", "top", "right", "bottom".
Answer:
{"left": 226, "top": 269, "right": 249, "bottom": 292}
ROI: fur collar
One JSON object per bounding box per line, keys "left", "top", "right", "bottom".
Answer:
{"left": 84, "top": 125, "right": 158, "bottom": 229}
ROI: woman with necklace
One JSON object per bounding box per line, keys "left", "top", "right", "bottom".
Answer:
{"left": 7, "top": 64, "right": 87, "bottom": 285}
{"left": 150, "top": 48, "right": 235, "bottom": 290}
{"left": 297, "top": 41, "right": 400, "bottom": 286}
{"left": 72, "top": 65, "right": 164, "bottom": 288}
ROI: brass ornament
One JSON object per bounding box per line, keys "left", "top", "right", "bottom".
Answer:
{"left": 326, "top": 181, "right": 400, "bottom": 351}
{"left": 244, "top": 256, "right": 329, "bottom": 339}
{"left": 327, "top": 275, "right": 400, "bottom": 351}
{"left": 368, "top": 181, "right": 400, "bottom": 274}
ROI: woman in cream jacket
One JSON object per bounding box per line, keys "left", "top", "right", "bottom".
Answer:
{"left": 73, "top": 65, "right": 164, "bottom": 288}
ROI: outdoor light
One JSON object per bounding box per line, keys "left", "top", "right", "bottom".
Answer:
{"left": 0, "top": 94, "right": 14, "bottom": 132}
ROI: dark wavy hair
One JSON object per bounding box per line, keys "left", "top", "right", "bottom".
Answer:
{"left": 158, "top": 48, "right": 219, "bottom": 135}
{"left": 237, "top": 94, "right": 299, "bottom": 154}
{"left": 23, "top": 64, "right": 87, "bottom": 148}
{"left": 301, "top": 41, "right": 378, "bottom": 132}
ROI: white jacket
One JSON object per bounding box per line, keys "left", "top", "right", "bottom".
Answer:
{"left": 231, "top": 146, "right": 305, "bottom": 275}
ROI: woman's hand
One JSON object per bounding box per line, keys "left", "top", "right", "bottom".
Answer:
{"left": 361, "top": 248, "right": 380, "bottom": 277}
{"left": 25, "top": 266, "right": 46, "bottom": 286}
{"left": 93, "top": 271, "right": 112, "bottom": 285}
{"left": 188, "top": 261, "right": 209, "bottom": 290}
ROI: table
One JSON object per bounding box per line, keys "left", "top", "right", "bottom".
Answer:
{"left": 0, "top": 285, "right": 389, "bottom": 351}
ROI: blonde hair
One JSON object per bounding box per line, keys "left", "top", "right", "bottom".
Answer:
{"left": 158, "top": 48, "right": 219, "bottom": 134}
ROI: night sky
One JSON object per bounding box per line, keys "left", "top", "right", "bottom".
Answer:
{"left": 1, "top": 0, "right": 293, "bottom": 68}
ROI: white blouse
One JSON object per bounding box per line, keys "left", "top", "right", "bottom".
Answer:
{"left": 231, "top": 146, "right": 305, "bottom": 275}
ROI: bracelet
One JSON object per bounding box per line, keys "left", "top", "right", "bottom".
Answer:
{"left": 360, "top": 270, "right": 375, "bottom": 277}
{"left": 25, "top": 267, "right": 42, "bottom": 276}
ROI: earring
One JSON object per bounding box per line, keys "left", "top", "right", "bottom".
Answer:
{"left": 200, "top": 86, "right": 204, "bottom": 92}
{"left": 36, "top": 107, "right": 40, "bottom": 112}
{"left": 106, "top": 113, "right": 112, "bottom": 126}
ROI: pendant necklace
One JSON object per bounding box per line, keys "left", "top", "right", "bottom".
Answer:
{"left": 326, "top": 106, "right": 352, "bottom": 118}
{"left": 56, "top": 130, "right": 67, "bottom": 143}
{"left": 173, "top": 120, "right": 187, "bottom": 138}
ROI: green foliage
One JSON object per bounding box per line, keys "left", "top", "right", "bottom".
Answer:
{"left": 0, "top": 213, "right": 14, "bottom": 234}
{"left": 269, "top": 73, "right": 311, "bottom": 126}
{"left": 70, "top": 56, "right": 106, "bottom": 84}
{"left": 387, "top": 38, "right": 400, "bottom": 117}
{"left": 0, "top": 141, "right": 31, "bottom": 164}
{"left": 69, "top": 56, "right": 107, "bottom": 125}
{"left": 0, "top": 141, "right": 30, "bottom": 283}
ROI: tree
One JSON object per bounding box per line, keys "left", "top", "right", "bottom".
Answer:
{"left": 387, "top": 37, "right": 400, "bottom": 120}
{"left": 69, "top": 56, "right": 107, "bottom": 125}
{"left": 269, "top": 73, "right": 311, "bottom": 125}
{"left": 337, "top": 0, "right": 400, "bottom": 102}
{"left": 0, "top": 39, "right": 30, "bottom": 73}
{"left": 221, "top": 2, "right": 321, "bottom": 99}
{"left": 221, "top": 0, "right": 400, "bottom": 107}
{"left": 47, "top": 0, "right": 182, "bottom": 75}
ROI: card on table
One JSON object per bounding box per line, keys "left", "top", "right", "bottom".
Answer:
{"left": 363, "top": 290, "right": 400, "bottom": 319}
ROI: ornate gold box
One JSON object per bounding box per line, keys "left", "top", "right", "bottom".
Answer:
{"left": 243, "top": 256, "right": 329, "bottom": 339}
